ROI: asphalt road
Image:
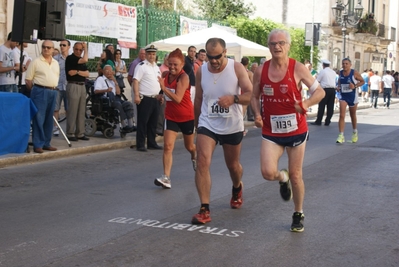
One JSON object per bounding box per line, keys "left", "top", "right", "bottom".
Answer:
{"left": 0, "top": 106, "right": 398, "bottom": 267}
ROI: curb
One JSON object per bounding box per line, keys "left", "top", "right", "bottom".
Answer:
{"left": 0, "top": 139, "right": 135, "bottom": 168}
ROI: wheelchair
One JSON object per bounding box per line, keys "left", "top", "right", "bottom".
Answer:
{"left": 84, "top": 93, "right": 128, "bottom": 139}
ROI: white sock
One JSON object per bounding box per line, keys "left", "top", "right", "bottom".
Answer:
{"left": 280, "top": 170, "right": 289, "bottom": 182}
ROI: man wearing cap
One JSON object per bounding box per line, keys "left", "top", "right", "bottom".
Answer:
{"left": 311, "top": 59, "right": 337, "bottom": 126}
{"left": 132, "top": 44, "right": 163, "bottom": 152}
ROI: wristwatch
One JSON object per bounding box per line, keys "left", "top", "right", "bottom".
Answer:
{"left": 234, "top": 95, "right": 239, "bottom": 104}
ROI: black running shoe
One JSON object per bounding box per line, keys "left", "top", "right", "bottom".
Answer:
{"left": 279, "top": 169, "right": 292, "bottom": 201}
{"left": 290, "top": 212, "right": 305, "bottom": 232}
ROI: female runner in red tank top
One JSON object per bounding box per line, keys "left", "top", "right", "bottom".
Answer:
{"left": 154, "top": 48, "right": 197, "bottom": 189}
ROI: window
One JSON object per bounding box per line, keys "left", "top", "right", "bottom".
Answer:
{"left": 368, "top": 0, "right": 375, "bottom": 14}
{"left": 333, "top": 48, "right": 341, "bottom": 69}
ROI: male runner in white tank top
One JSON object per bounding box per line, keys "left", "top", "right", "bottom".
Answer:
{"left": 191, "top": 38, "right": 253, "bottom": 224}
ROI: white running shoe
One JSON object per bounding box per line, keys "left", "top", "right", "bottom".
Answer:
{"left": 154, "top": 175, "right": 171, "bottom": 189}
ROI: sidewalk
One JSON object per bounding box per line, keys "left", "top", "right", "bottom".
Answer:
{"left": 0, "top": 96, "right": 397, "bottom": 168}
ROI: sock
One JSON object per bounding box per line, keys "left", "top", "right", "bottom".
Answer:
{"left": 340, "top": 132, "right": 344, "bottom": 135}
{"left": 280, "top": 171, "right": 289, "bottom": 183}
{"left": 128, "top": 118, "right": 134, "bottom": 127}
{"left": 232, "top": 183, "right": 242, "bottom": 194}
{"left": 201, "top": 204, "right": 210, "bottom": 211}
{"left": 353, "top": 129, "right": 357, "bottom": 133}
{"left": 121, "top": 120, "right": 127, "bottom": 127}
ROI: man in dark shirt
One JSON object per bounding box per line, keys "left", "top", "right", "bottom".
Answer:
{"left": 65, "top": 42, "right": 89, "bottom": 141}
{"left": 183, "top": 45, "right": 196, "bottom": 103}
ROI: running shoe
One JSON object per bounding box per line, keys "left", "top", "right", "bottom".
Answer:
{"left": 154, "top": 175, "right": 171, "bottom": 189}
{"left": 191, "top": 207, "right": 211, "bottom": 224}
{"left": 336, "top": 133, "right": 345, "bottom": 144}
{"left": 191, "top": 159, "right": 197, "bottom": 172}
{"left": 290, "top": 212, "right": 305, "bottom": 232}
{"left": 230, "top": 182, "right": 243, "bottom": 209}
{"left": 351, "top": 132, "right": 358, "bottom": 143}
{"left": 279, "top": 169, "right": 292, "bottom": 201}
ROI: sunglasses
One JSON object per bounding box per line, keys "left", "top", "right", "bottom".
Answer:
{"left": 206, "top": 52, "right": 224, "bottom": 60}
{"left": 60, "top": 44, "right": 68, "bottom": 47}
{"left": 42, "top": 45, "right": 53, "bottom": 50}
{"left": 74, "top": 48, "right": 83, "bottom": 51}
{"left": 115, "top": 53, "right": 121, "bottom": 55}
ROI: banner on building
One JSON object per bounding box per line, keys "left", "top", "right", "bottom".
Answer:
{"left": 180, "top": 15, "right": 208, "bottom": 35}
{"left": 65, "top": 0, "right": 137, "bottom": 48}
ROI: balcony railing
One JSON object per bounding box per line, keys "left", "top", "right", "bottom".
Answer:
{"left": 377, "top": 23, "right": 387, "bottom": 38}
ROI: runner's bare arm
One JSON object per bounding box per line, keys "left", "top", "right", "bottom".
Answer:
{"left": 251, "top": 64, "right": 263, "bottom": 128}
{"left": 352, "top": 70, "right": 365, "bottom": 89}
{"left": 234, "top": 61, "right": 253, "bottom": 105}
{"left": 194, "top": 67, "right": 203, "bottom": 128}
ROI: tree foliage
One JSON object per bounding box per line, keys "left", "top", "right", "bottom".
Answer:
{"left": 193, "top": 0, "right": 255, "bottom": 21}
{"left": 227, "top": 16, "right": 318, "bottom": 63}
{"left": 112, "top": 0, "right": 317, "bottom": 63}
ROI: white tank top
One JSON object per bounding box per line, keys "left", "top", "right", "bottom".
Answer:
{"left": 198, "top": 58, "right": 243, "bottom": 134}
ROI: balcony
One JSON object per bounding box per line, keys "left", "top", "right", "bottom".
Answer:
{"left": 356, "top": 18, "right": 378, "bottom": 35}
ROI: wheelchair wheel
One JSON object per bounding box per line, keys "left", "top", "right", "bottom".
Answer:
{"left": 85, "top": 118, "right": 97, "bottom": 136}
{"left": 58, "top": 112, "right": 67, "bottom": 123}
{"left": 103, "top": 127, "right": 114, "bottom": 139}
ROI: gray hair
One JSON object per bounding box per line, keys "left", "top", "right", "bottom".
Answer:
{"left": 260, "top": 58, "right": 267, "bottom": 64}
{"left": 103, "top": 64, "right": 113, "bottom": 70}
{"left": 267, "top": 29, "right": 291, "bottom": 45}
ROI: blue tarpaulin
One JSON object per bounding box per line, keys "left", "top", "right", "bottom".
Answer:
{"left": 0, "top": 92, "right": 37, "bottom": 155}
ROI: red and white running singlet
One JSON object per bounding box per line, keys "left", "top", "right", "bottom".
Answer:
{"left": 164, "top": 70, "right": 194, "bottom": 122}
{"left": 260, "top": 58, "right": 308, "bottom": 137}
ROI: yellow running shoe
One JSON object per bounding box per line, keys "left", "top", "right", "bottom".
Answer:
{"left": 352, "top": 132, "right": 358, "bottom": 143}
{"left": 336, "top": 134, "right": 345, "bottom": 144}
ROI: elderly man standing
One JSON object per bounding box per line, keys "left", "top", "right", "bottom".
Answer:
{"left": 311, "top": 59, "right": 337, "bottom": 126}
{"left": 25, "top": 40, "right": 59, "bottom": 153}
{"left": 132, "top": 44, "right": 163, "bottom": 152}
{"left": 127, "top": 48, "right": 146, "bottom": 85}
{"left": 65, "top": 42, "right": 89, "bottom": 141}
